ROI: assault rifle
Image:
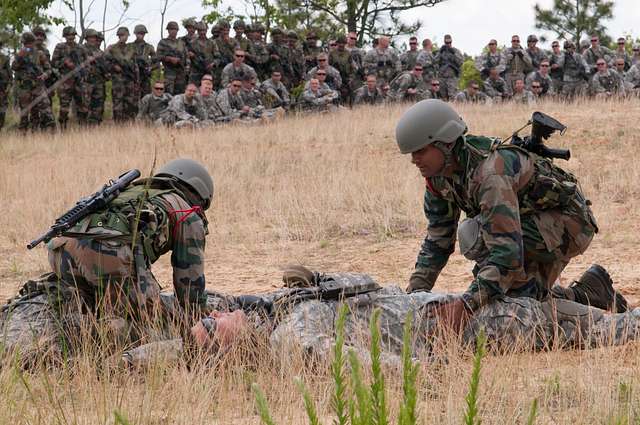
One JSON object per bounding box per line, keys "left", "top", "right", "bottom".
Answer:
{"left": 508, "top": 111, "right": 570, "bottom": 160}
{"left": 27, "top": 169, "right": 141, "bottom": 249}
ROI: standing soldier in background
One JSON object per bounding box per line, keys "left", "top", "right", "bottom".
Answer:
{"left": 268, "top": 29, "right": 293, "bottom": 88}
{"left": 32, "top": 27, "right": 56, "bottom": 103}
{"left": 212, "top": 21, "right": 238, "bottom": 89}
{"left": 613, "top": 37, "right": 631, "bottom": 71}
{"left": 400, "top": 36, "right": 420, "bottom": 71}
{"left": 329, "top": 35, "right": 356, "bottom": 104}
{"left": 132, "top": 25, "right": 157, "bottom": 99}
{"left": 188, "top": 21, "right": 220, "bottom": 86}
{"left": 83, "top": 29, "right": 109, "bottom": 125}
{"left": 632, "top": 45, "right": 640, "bottom": 66}
{"left": 502, "top": 34, "right": 533, "bottom": 91}
{"left": 346, "top": 31, "right": 365, "bottom": 92}
{"left": 417, "top": 38, "right": 437, "bottom": 85}
{"left": 233, "top": 20, "right": 250, "bottom": 52}
{"left": 246, "top": 24, "right": 270, "bottom": 81}
{"left": 475, "top": 39, "right": 503, "bottom": 80}
{"left": 157, "top": 21, "right": 188, "bottom": 95}
{"left": 434, "top": 34, "right": 463, "bottom": 100}
{"left": 558, "top": 40, "right": 589, "bottom": 99}
{"left": 52, "top": 26, "right": 89, "bottom": 128}
{"left": 0, "top": 39, "right": 12, "bottom": 130}
{"left": 364, "top": 36, "right": 401, "bottom": 85}
{"left": 303, "top": 31, "right": 323, "bottom": 71}
{"left": 106, "top": 27, "right": 139, "bottom": 122}
{"left": 549, "top": 40, "right": 564, "bottom": 95}
{"left": 525, "top": 34, "right": 547, "bottom": 70}
{"left": 583, "top": 35, "right": 613, "bottom": 76}
{"left": 12, "top": 32, "right": 56, "bottom": 131}
{"left": 287, "top": 31, "right": 306, "bottom": 88}
{"left": 179, "top": 19, "right": 197, "bottom": 88}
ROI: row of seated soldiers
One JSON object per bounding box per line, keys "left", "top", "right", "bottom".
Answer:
{"left": 3, "top": 23, "right": 640, "bottom": 131}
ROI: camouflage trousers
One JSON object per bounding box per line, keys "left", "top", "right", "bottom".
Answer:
{"left": 561, "top": 80, "right": 588, "bottom": 100}
{"left": 0, "top": 86, "right": 7, "bottom": 129}
{"left": 47, "top": 236, "right": 161, "bottom": 314}
{"left": 57, "top": 78, "right": 88, "bottom": 126}
{"left": 111, "top": 76, "right": 138, "bottom": 123}
{"left": 84, "top": 81, "right": 106, "bottom": 125}
{"left": 139, "top": 76, "right": 152, "bottom": 99}
{"left": 439, "top": 77, "right": 459, "bottom": 101}
{"left": 164, "top": 68, "right": 186, "bottom": 96}
{"left": 16, "top": 84, "right": 56, "bottom": 131}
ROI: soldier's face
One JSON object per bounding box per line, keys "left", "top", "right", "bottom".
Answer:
{"left": 65, "top": 34, "right": 76, "bottom": 43}
{"left": 230, "top": 81, "right": 242, "bottom": 94}
{"left": 201, "top": 81, "right": 213, "bottom": 95}
{"left": 87, "top": 36, "right": 98, "bottom": 46}
{"left": 185, "top": 85, "right": 197, "bottom": 98}
{"left": 515, "top": 80, "right": 525, "bottom": 92}
{"left": 539, "top": 62, "right": 549, "bottom": 74}
{"left": 187, "top": 27, "right": 195, "bottom": 36}
{"left": 591, "top": 37, "right": 599, "bottom": 47}
{"left": 411, "top": 145, "right": 445, "bottom": 178}
{"left": 409, "top": 39, "right": 417, "bottom": 50}
{"left": 347, "top": 33, "right": 357, "bottom": 47}
{"left": 135, "top": 33, "right": 145, "bottom": 41}
{"left": 310, "top": 80, "right": 319, "bottom": 91}
{"left": 234, "top": 51, "right": 245, "bottom": 63}
{"left": 316, "top": 71, "right": 327, "bottom": 82}
{"left": 366, "top": 78, "right": 376, "bottom": 89}
{"left": 272, "top": 72, "right": 281, "bottom": 81}
{"left": 118, "top": 34, "right": 128, "bottom": 43}
{"left": 168, "top": 29, "right": 178, "bottom": 38}
{"left": 488, "top": 41, "right": 497, "bottom": 52}
{"left": 198, "top": 29, "right": 207, "bottom": 38}
{"left": 616, "top": 62, "right": 625, "bottom": 71}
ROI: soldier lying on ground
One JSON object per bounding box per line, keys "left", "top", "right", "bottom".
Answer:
{"left": 3, "top": 264, "right": 639, "bottom": 369}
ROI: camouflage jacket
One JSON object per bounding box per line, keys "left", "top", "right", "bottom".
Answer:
{"left": 511, "top": 89, "right": 536, "bottom": 105}
{"left": 416, "top": 135, "right": 594, "bottom": 308}
{"left": 0, "top": 53, "right": 12, "bottom": 89}
{"left": 352, "top": 86, "right": 384, "bottom": 105}
{"left": 591, "top": 69, "right": 625, "bottom": 95}
{"left": 213, "top": 37, "right": 239, "bottom": 69}
{"left": 583, "top": 46, "right": 614, "bottom": 73}
{"left": 301, "top": 86, "right": 338, "bottom": 109}
{"left": 51, "top": 41, "right": 88, "bottom": 78}
{"left": 188, "top": 37, "right": 220, "bottom": 75}
{"left": 557, "top": 52, "right": 589, "bottom": 82}
{"left": 246, "top": 39, "right": 270, "bottom": 70}
{"left": 400, "top": 49, "right": 419, "bottom": 71}
{"left": 526, "top": 47, "right": 548, "bottom": 70}
{"left": 525, "top": 71, "right": 555, "bottom": 96}
{"left": 234, "top": 36, "right": 250, "bottom": 52}
{"left": 453, "top": 89, "right": 492, "bottom": 104}
{"left": 625, "top": 64, "right": 640, "bottom": 87}
{"left": 168, "top": 94, "right": 207, "bottom": 122}
{"left": 416, "top": 50, "right": 437, "bottom": 81}
{"left": 260, "top": 78, "right": 290, "bottom": 107}
{"left": 329, "top": 49, "right": 356, "bottom": 82}
{"left": 483, "top": 76, "right": 512, "bottom": 98}
{"left": 306, "top": 65, "right": 342, "bottom": 90}
{"left": 216, "top": 87, "right": 245, "bottom": 117}
{"left": 613, "top": 49, "right": 631, "bottom": 71}
{"left": 389, "top": 71, "right": 428, "bottom": 101}
{"left": 11, "top": 48, "right": 51, "bottom": 88}
{"left": 434, "top": 45, "right": 464, "bottom": 78}
{"left": 137, "top": 93, "right": 172, "bottom": 122}
{"left": 132, "top": 40, "right": 158, "bottom": 80}
{"left": 83, "top": 43, "right": 109, "bottom": 83}
{"left": 220, "top": 62, "right": 256, "bottom": 87}
{"left": 363, "top": 47, "right": 401, "bottom": 82}
{"left": 303, "top": 42, "right": 325, "bottom": 70}
{"left": 474, "top": 51, "right": 504, "bottom": 77}
{"left": 198, "top": 93, "right": 226, "bottom": 120}
{"left": 157, "top": 38, "right": 187, "bottom": 70}
{"left": 501, "top": 47, "right": 533, "bottom": 75}
{"left": 105, "top": 42, "right": 139, "bottom": 81}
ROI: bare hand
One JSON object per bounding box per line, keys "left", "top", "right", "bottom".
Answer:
{"left": 190, "top": 310, "right": 249, "bottom": 349}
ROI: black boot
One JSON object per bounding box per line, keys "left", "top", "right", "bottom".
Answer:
{"left": 570, "top": 264, "right": 628, "bottom": 313}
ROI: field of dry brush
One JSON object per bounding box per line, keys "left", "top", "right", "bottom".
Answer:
{"left": 0, "top": 99, "right": 639, "bottom": 423}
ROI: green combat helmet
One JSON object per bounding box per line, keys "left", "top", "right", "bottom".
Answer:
{"left": 134, "top": 24, "right": 148, "bottom": 34}
{"left": 32, "top": 26, "right": 47, "bottom": 38}
{"left": 217, "top": 20, "right": 231, "bottom": 30}
{"left": 195, "top": 21, "right": 207, "bottom": 32}
{"left": 183, "top": 18, "right": 196, "bottom": 29}
{"left": 395, "top": 99, "right": 467, "bottom": 154}
{"left": 166, "top": 21, "right": 179, "bottom": 31}
{"left": 116, "top": 27, "right": 130, "bottom": 36}
{"left": 155, "top": 158, "right": 214, "bottom": 210}
{"left": 62, "top": 26, "right": 77, "bottom": 37}
{"left": 84, "top": 28, "right": 99, "bottom": 39}
{"left": 233, "top": 19, "right": 246, "bottom": 30}
{"left": 21, "top": 32, "right": 36, "bottom": 45}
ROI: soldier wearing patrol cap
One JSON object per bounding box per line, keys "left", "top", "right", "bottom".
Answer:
{"left": 105, "top": 26, "right": 139, "bottom": 122}
{"left": 157, "top": 21, "right": 188, "bottom": 95}
{"left": 395, "top": 99, "right": 619, "bottom": 332}
{"left": 133, "top": 24, "right": 158, "bottom": 98}
{"left": 51, "top": 26, "right": 89, "bottom": 127}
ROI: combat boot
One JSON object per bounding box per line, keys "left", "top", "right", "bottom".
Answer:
{"left": 570, "top": 264, "right": 628, "bottom": 313}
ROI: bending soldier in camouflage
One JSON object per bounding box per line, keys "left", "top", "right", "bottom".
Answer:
{"left": 47, "top": 158, "right": 214, "bottom": 318}
{"left": 395, "top": 100, "right": 627, "bottom": 333}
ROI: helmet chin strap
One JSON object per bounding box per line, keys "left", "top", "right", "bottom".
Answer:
{"left": 432, "top": 139, "right": 458, "bottom": 173}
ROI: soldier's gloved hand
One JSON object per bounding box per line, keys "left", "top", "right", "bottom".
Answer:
{"left": 407, "top": 267, "right": 437, "bottom": 293}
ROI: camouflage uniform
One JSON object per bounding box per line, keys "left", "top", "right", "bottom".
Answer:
{"left": 330, "top": 47, "right": 357, "bottom": 103}
{"left": 287, "top": 33, "right": 306, "bottom": 88}
{"left": 165, "top": 93, "right": 210, "bottom": 128}
{"left": 51, "top": 36, "right": 89, "bottom": 126}
{"left": 583, "top": 45, "right": 614, "bottom": 75}
{"left": 0, "top": 50, "right": 12, "bottom": 129}
{"left": 188, "top": 33, "right": 220, "bottom": 86}
{"left": 352, "top": 85, "right": 385, "bottom": 106}
{"left": 157, "top": 36, "right": 188, "bottom": 95}
{"left": 416, "top": 49, "right": 437, "bottom": 84}
{"left": 613, "top": 48, "right": 632, "bottom": 71}
{"left": 434, "top": 45, "right": 464, "bottom": 100}
{"left": 83, "top": 36, "right": 109, "bottom": 125}
{"left": 484, "top": 75, "right": 512, "bottom": 100}
{"left": 625, "top": 64, "right": 640, "bottom": 94}
{"left": 105, "top": 41, "right": 139, "bottom": 122}
{"left": 47, "top": 184, "right": 208, "bottom": 313}
{"left": 300, "top": 85, "right": 339, "bottom": 112}
{"left": 502, "top": 47, "right": 533, "bottom": 90}
{"left": 526, "top": 46, "right": 548, "bottom": 70}
{"left": 137, "top": 92, "right": 172, "bottom": 124}
{"left": 33, "top": 29, "right": 56, "bottom": 103}
{"left": 363, "top": 47, "right": 401, "bottom": 85}
{"left": 591, "top": 69, "right": 626, "bottom": 98}
{"left": 400, "top": 49, "right": 420, "bottom": 71}
{"left": 306, "top": 65, "right": 342, "bottom": 90}
{"left": 220, "top": 62, "right": 256, "bottom": 87}
{"left": 525, "top": 70, "right": 555, "bottom": 96}
{"left": 11, "top": 42, "right": 56, "bottom": 131}
{"left": 240, "top": 86, "right": 268, "bottom": 118}
{"left": 474, "top": 51, "right": 504, "bottom": 79}
{"left": 302, "top": 36, "right": 324, "bottom": 71}
{"left": 267, "top": 33, "right": 294, "bottom": 87}
{"left": 511, "top": 88, "right": 536, "bottom": 105}
{"left": 212, "top": 35, "right": 238, "bottom": 89}
{"left": 246, "top": 31, "right": 270, "bottom": 81}
{"left": 549, "top": 50, "right": 564, "bottom": 94}
{"left": 199, "top": 92, "right": 228, "bottom": 122}
{"left": 215, "top": 87, "right": 246, "bottom": 119}
{"left": 558, "top": 50, "right": 589, "bottom": 99}
{"left": 260, "top": 78, "right": 290, "bottom": 109}
{"left": 453, "top": 89, "right": 492, "bottom": 104}
{"left": 389, "top": 71, "right": 429, "bottom": 102}
{"left": 410, "top": 135, "right": 598, "bottom": 312}
{"left": 132, "top": 39, "right": 157, "bottom": 98}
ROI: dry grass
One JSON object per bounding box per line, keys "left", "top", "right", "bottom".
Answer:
{"left": 0, "top": 99, "right": 639, "bottom": 423}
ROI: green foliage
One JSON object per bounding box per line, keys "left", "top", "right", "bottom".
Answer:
{"left": 113, "top": 410, "right": 132, "bottom": 425}
{"left": 459, "top": 59, "right": 482, "bottom": 90}
{"left": 463, "top": 330, "right": 487, "bottom": 425}
{"left": 526, "top": 398, "right": 538, "bottom": 425}
{"left": 398, "top": 312, "right": 419, "bottom": 425}
{"left": 252, "top": 382, "right": 278, "bottom": 425}
{"left": 295, "top": 378, "right": 322, "bottom": 425}
{"left": 331, "top": 304, "right": 349, "bottom": 425}
{"left": 348, "top": 349, "right": 372, "bottom": 425}
{"left": 0, "top": 0, "right": 65, "bottom": 50}
{"left": 533, "top": 0, "right": 614, "bottom": 44}
{"left": 369, "top": 309, "right": 389, "bottom": 425}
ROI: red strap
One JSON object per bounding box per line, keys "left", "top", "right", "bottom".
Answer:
{"left": 170, "top": 206, "right": 202, "bottom": 237}
{"left": 425, "top": 177, "right": 442, "bottom": 198}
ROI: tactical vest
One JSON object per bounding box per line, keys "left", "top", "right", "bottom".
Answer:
{"left": 64, "top": 184, "right": 177, "bottom": 263}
